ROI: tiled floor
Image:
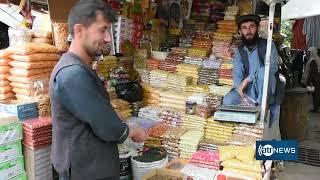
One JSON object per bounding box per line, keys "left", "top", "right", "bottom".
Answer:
{"left": 277, "top": 108, "right": 320, "bottom": 180}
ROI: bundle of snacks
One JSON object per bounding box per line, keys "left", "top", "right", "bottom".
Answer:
{"left": 166, "top": 73, "right": 192, "bottom": 92}
{"left": 34, "top": 95, "right": 51, "bottom": 117}
{"left": 189, "top": 150, "right": 220, "bottom": 170}
{"left": 180, "top": 164, "right": 217, "bottom": 180}
{"left": 92, "top": 56, "right": 118, "bottom": 80}
{"left": 164, "top": 53, "right": 185, "bottom": 63}
{"left": 205, "top": 117, "right": 236, "bottom": 144}
{"left": 52, "top": 23, "right": 69, "bottom": 52}
{"left": 185, "top": 84, "right": 209, "bottom": 94}
{"left": 149, "top": 70, "right": 169, "bottom": 88}
{"left": 160, "top": 109, "right": 184, "bottom": 128}
{"left": 142, "top": 83, "right": 162, "bottom": 106}
{"left": 198, "top": 68, "right": 220, "bottom": 85}
{"left": 159, "top": 90, "right": 191, "bottom": 111}
{"left": 161, "top": 127, "right": 187, "bottom": 160}
{"left": 198, "top": 139, "right": 224, "bottom": 152}
{"left": 171, "top": 47, "right": 188, "bottom": 57}
{"left": 176, "top": 64, "right": 200, "bottom": 84}
{"left": 130, "top": 101, "right": 144, "bottom": 116}
{"left": 187, "top": 47, "right": 209, "bottom": 59}
{"left": 218, "top": 62, "right": 234, "bottom": 86}
{"left": 219, "top": 145, "right": 263, "bottom": 180}
{"left": 152, "top": 51, "right": 168, "bottom": 60}
{"left": 110, "top": 99, "right": 132, "bottom": 120}
{"left": 211, "top": 41, "right": 233, "bottom": 59}
{"left": 229, "top": 122, "right": 264, "bottom": 146}
{"left": 134, "top": 48, "right": 148, "bottom": 69}
{"left": 217, "top": 20, "right": 237, "bottom": 33}
{"left": 205, "top": 94, "right": 223, "bottom": 112}
{"left": 5, "top": 43, "right": 59, "bottom": 99}
{"left": 181, "top": 114, "right": 207, "bottom": 131}
{"left": 158, "top": 60, "right": 180, "bottom": 73}
{"left": 138, "top": 106, "right": 162, "bottom": 122}
{"left": 179, "top": 130, "right": 203, "bottom": 159}
{"left": 209, "top": 84, "right": 232, "bottom": 96}
{"left": 0, "top": 54, "right": 13, "bottom": 100}
{"left": 145, "top": 124, "right": 169, "bottom": 148}
{"left": 31, "top": 30, "right": 53, "bottom": 45}
{"left": 147, "top": 58, "right": 161, "bottom": 70}
{"left": 183, "top": 56, "right": 204, "bottom": 66}
{"left": 136, "top": 68, "right": 150, "bottom": 84}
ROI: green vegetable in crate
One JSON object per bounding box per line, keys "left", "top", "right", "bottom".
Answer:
{"left": 121, "top": 40, "right": 134, "bottom": 57}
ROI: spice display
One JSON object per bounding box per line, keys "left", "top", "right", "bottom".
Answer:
{"left": 205, "top": 117, "right": 236, "bottom": 143}
{"left": 111, "top": 99, "right": 132, "bottom": 120}
{"left": 166, "top": 73, "right": 192, "bottom": 92}
{"left": 159, "top": 109, "right": 184, "bottom": 128}
{"left": 149, "top": 70, "right": 169, "bottom": 88}
{"left": 138, "top": 106, "right": 163, "bottom": 122}
{"left": 181, "top": 114, "right": 207, "bottom": 131}
{"left": 52, "top": 22, "right": 69, "bottom": 53}
{"left": 179, "top": 130, "right": 203, "bottom": 159}
{"left": 189, "top": 150, "right": 220, "bottom": 170}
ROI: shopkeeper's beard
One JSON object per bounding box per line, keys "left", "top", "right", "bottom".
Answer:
{"left": 241, "top": 32, "right": 259, "bottom": 47}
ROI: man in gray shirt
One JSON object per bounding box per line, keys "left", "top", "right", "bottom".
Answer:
{"left": 49, "top": 1, "right": 147, "bottom": 179}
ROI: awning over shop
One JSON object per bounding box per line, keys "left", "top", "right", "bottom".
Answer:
{"left": 282, "top": 0, "right": 320, "bottom": 20}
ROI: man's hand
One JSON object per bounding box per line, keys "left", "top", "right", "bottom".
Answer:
{"left": 128, "top": 126, "right": 148, "bottom": 143}
{"left": 238, "top": 77, "right": 251, "bottom": 97}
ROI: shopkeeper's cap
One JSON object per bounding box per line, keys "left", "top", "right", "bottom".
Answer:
{"left": 236, "top": 14, "right": 261, "bottom": 28}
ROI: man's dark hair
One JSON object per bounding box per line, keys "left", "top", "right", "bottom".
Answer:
{"left": 236, "top": 14, "right": 261, "bottom": 29}
{"left": 68, "top": 0, "right": 117, "bottom": 37}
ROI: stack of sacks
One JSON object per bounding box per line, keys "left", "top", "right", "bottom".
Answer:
{"left": 161, "top": 127, "right": 187, "bottom": 160}
{"left": 229, "top": 122, "right": 264, "bottom": 146}
{"left": 159, "top": 109, "right": 184, "bottom": 128}
{"left": 181, "top": 114, "right": 207, "bottom": 131}
{"left": 94, "top": 56, "right": 118, "bottom": 80}
{"left": 159, "top": 90, "right": 191, "bottom": 111}
{"left": 0, "top": 52, "right": 13, "bottom": 101}
{"left": 138, "top": 106, "right": 162, "bottom": 122}
{"left": 187, "top": 47, "right": 209, "bottom": 59}
{"left": 205, "top": 117, "right": 235, "bottom": 144}
{"left": 198, "top": 139, "right": 221, "bottom": 152}
{"left": 219, "top": 62, "right": 234, "bottom": 86}
{"left": 147, "top": 58, "right": 160, "bottom": 70}
{"left": 183, "top": 56, "right": 204, "bottom": 66}
{"left": 176, "top": 64, "right": 200, "bottom": 84}
{"left": 142, "top": 83, "right": 161, "bottom": 106}
{"left": 219, "top": 146, "right": 263, "bottom": 180}
{"left": 136, "top": 68, "right": 150, "bottom": 84}
{"left": 22, "top": 117, "right": 52, "bottom": 150}
{"left": 145, "top": 123, "right": 169, "bottom": 148}
{"left": 151, "top": 51, "right": 168, "bottom": 61}
{"left": 189, "top": 150, "right": 220, "bottom": 170}
{"left": 31, "top": 30, "right": 53, "bottom": 45}
{"left": 205, "top": 93, "right": 223, "bottom": 112}
{"left": 179, "top": 130, "right": 204, "bottom": 159}
{"left": 110, "top": 99, "right": 132, "bottom": 121}
{"left": 217, "top": 20, "right": 237, "bottom": 34}
{"left": 5, "top": 43, "right": 59, "bottom": 99}
{"left": 149, "top": 69, "right": 169, "bottom": 88}
{"left": 224, "top": 5, "right": 239, "bottom": 21}
{"left": 186, "top": 84, "right": 210, "bottom": 94}
{"left": 209, "top": 84, "right": 232, "bottom": 96}
{"left": 158, "top": 60, "right": 180, "bottom": 73}
{"left": 211, "top": 39, "right": 233, "bottom": 59}
{"left": 130, "top": 101, "right": 144, "bottom": 116}
{"left": 22, "top": 117, "right": 53, "bottom": 180}
{"left": 166, "top": 73, "right": 192, "bottom": 92}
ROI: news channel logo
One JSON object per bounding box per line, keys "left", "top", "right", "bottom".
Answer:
{"left": 256, "top": 140, "right": 298, "bottom": 160}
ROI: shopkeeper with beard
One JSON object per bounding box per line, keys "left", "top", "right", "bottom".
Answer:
{"left": 223, "top": 14, "right": 279, "bottom": 108}
{"left": 49, "top": 1, "right": 147, "bottom": 180}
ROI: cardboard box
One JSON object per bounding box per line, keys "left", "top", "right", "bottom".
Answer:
{"left": 0, "top": 157, "right": 25, "bottom": 179}
{"left": 0, "top": 114, "right": 22, "bottom": 145}
{"left": 0, "top": 100, "right": 38, "bottom": 120}
{"left": 0, "top": 140, "right": 23, "bottom": 164}
{"left": 142, "top": 168, "right": 185, "bottom": 180}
